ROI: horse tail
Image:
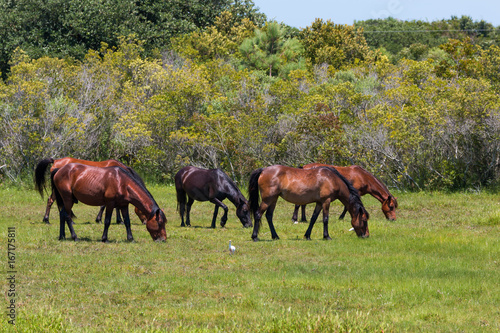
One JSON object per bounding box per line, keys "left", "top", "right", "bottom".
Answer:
{"left": 34, "top": 158, "right": 55, "bottom": 198}
{"left": 174, "top": 171, "right": 186, "bottom": 213}
{"left": 248, "top": 168, "right": 263, "bottom": 224}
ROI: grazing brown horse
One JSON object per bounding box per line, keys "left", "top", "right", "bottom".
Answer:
{"left": 292, "top": 163, "right": 398, "bottom": 222}
{"left": 248, "top": 165, "right": 369, "bottom": 241}
{"left": 47, "top": 163, "right": 166, "bottom": 242}
{"left": 35, "top": 157, "right": 144, "bottom": 224}
{"left": 175, "top": 166, "right": 252, "bottom": 228}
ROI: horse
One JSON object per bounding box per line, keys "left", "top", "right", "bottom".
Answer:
{"left": 292, "top": 163, "right": 398, "bottom": 222}
{"left": 248, "top": 165, "right": 369, "bottom": 241}
{"left": 35, "top": 157, "right": 144, "bottom": 224}
{"left": 48, "top": 163, "right": 166, "bottom": 242}
{"left": 174, "top": 166, "right": 252, "bottom": 228}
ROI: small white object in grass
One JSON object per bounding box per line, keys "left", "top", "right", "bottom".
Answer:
{"left": 349, "top": 227, "right": 354, "bottom": 231}
{"left": 229, "top": 240, "right": 236, "bottom": 254}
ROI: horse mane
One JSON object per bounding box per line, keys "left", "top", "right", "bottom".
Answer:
{"left": 213, "top": 169, "right": 246, "bottom": 203}
{"left": 321, "top": 166, "right": 369, "bottom": 218}
{"left": 116, "top": 167, "right": 160, "bottom": 217}
{"left": 352, "top": 165, "right": 397, "bottom": 208}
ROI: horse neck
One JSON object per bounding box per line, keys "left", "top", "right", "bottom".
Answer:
{"left": 360, "top": 170, "right": 391, "bottom": 203}
{"left": 126, "top": 180, "right": 156, "bottom": 215}
{"left": 217, "top": 172, "right": 244, "bottom": 207}
{"left": 224, "top": 186, "right": 245, "bottom": 207}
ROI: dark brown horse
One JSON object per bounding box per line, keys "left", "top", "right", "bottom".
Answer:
{"left": 46, "top": 163, "right": 166, "bottom": 242}
{"left": 175, "top": 166, "right": 252, "bottom": 228}
{"left": 292, "top": 163, "right": 398, "bottom": 222}
{"left": 248, "top": 165, "right": 369, "bottom": 241}
{"left": 35, "top": 157, "right": 144, "bottom": 224}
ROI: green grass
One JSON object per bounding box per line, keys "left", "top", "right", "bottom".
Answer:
{"left": 0, "top": 185, "right": 499, "bottom": 332}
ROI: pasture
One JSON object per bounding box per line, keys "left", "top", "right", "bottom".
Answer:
{"left": 0, "top": 185, "right": 499, "bottom": 332}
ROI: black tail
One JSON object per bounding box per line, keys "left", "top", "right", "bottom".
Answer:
{"left": 248, "top": 168, "right": 264, "bottom": 225}
{"left": 34, "top": 158, "right": 55, "bottom": 197}
{"left": 174, "top": 173, "right": 186, "bottom": 214}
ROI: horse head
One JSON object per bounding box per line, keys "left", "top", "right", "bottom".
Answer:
{"left": 236, "top": 200, "right": 253, "bottom": 228}
{"left": 381, "top": 195, "right": 398, "bottom": 221}
{"left": 351, "top": 205, "right": 370, "bottom": 238}
{"left": 145, "top": 208, "right": 167, "bottom": 242}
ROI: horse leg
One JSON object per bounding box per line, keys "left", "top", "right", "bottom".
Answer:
{"left": 179, "top": 196, "right": 186, "bottom": 227}
{"left": 211, "top": 205, "right": 219, "bottom": 228}
{"left": 291, "top": 204, "right": 299, "bottom": 222}
{"left": 265, "top": 203, "right": 279, "bottom": 240}
{"left": 43, "top": 191, "right": 55, "bottom": 224}
{"left": 210, "top": 198, "right": 228, "bottom": 228}
{"left": 251, "top": 202, "right": 268, "bottom": 242}
{"left": 119, "top": 206, "right": 134, "bottom": 241}
{"left": 301, "top": 204, "right": 307, "bottom": 222}
{"left": 185, "top": 197, "right": 194, "bottom": 227}
{"left": 95, "top": 205, "right": 105, "bottom": 223}
{"left": 339, "top": 206, "right": 347, "bottom": 220}
{"left": 115, "top": 208, "right": 123, "bottom": 224}
{"left": 101, "top": 206, "right": 114, "bottom": 243}
{"left": 59, "top": 207, "right": 67, "bottom": 240}
{"left": 322, "top": 201, "right": 332, "bottom": 240}
{"left": 304, "top": 203, "right": 322, "bottom": 240}
{"left": 59, "top": 207, "right": 78, "bottom": 241}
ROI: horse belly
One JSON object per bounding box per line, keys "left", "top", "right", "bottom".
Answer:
{"left": 280, "top": 189, "right": 318, "bottom": 206}
{"left": 73, "top": 191, "right": 106, "bottom": 207}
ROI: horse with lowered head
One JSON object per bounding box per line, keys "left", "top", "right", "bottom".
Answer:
{"left": 175, "top": 166, "right": 252, "bottom": 228}
{"left": 47, "top": 163, "right": 166, "bottom": 242}
{"left": 292, "top": 163, "right": 398, "bottom": 222}
{"left": 248, "top": 165, "right": 369, "bottom": 241}
{"left": 35, "top": 157, "right": 145, "bottom": 224}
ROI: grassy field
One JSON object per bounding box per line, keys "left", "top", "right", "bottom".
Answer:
{"left": 0, "top": 184, "right": 499, "bottom": 332}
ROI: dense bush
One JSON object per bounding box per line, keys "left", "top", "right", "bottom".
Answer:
{"left": 1, "top": 8, "right": 499, "bottom": 190}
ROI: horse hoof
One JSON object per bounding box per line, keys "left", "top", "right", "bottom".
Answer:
{"left": 102, "top": 239, "right": 109, "bottom": 243}
{"left": 43, "top": 219, "right": 50, "bottom": 224}
{"left": 252, "top": 237, "right": 259, "bottom": 242}
{"left": 272, "top": 236, "right": 280, "bottom": 240}
{"left": 58, "top": 237, "right": 65, "bottom": 241}
{"left": 128, "top": 237, "right": 134, "bottom": 242}
{"left": 324, "top": 236, "right": 332, "bottom": 240}
{"left": 73, "top": 237, "right": 79, "bottom": 242}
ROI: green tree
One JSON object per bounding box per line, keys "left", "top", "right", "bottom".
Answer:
{"left": 300, "top": 19, "right": 373, "bottom": 69}
{"left": 239, "top": 22, "right": 304, "bottom": 77}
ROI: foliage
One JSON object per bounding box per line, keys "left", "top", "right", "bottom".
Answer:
{"left": 300, "top": 19, "right": 374, "bottom": 69}
{"left": 1, "top": 11, "right": 500, "bottom": 191}
{"left": 238, "top": 22, "right": 305, "bottom": 77}
{"left": 0, "top": 0, "right": 266, "bottom": 79}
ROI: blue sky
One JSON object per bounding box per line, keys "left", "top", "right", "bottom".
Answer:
{"left": 251, "top": 0, "right": 500, "bottom": 28}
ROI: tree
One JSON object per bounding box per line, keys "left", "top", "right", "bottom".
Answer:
{"left": 300, "top": 19, "right": 373, "bottom": 69}
{"left": 238, "top": 22, "right": 304, "bottom": 77}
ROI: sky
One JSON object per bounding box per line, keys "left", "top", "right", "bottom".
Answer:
{"left": 251, "top": 0, "right": 500, "bottom": 29}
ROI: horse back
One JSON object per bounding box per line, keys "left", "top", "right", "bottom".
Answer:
{"left": 54, "top": 163, "right": 127, "bottom": 206}
{"left": 176, "top": 166, "right": 218, "bottom": 201}
{"left": 51, "top": 157, "right": 126, "bottom": 171}
{"left": 260, "top": 165, "right": 346, "bottom": 205}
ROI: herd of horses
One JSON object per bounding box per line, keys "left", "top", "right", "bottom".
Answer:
{"left": 34, "top": 157, "right": 398, "bottom": 243}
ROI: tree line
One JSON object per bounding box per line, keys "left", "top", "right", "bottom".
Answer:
{"left": 1, "top": 0, "right": 499, "bottom": 191}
